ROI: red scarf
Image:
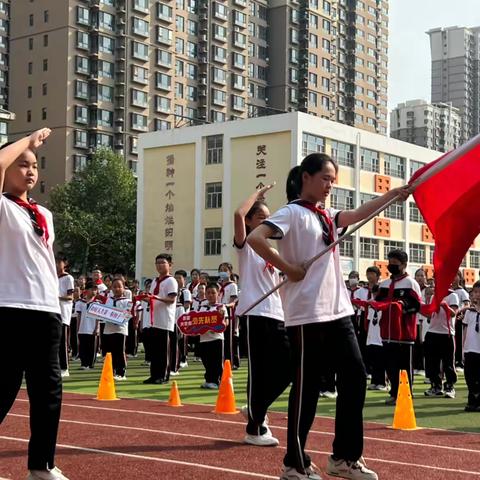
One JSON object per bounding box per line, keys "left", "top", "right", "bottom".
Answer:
{"left": 4, "top": 193, "right": 50, "bottom": 246}
{"left": 153, "top": 275, "right": 172, "bottom": 296}
{"left": 219, "top": 281, "right": 233, "bottom": 301}
{"left": 263, "top": 261, "right": 275, "bottom": 274}
{"left": 387, "top": 273, "right": 408, "bottom": 300}
{"left": 188, "top": 280, "right": 199, "bottom": 293}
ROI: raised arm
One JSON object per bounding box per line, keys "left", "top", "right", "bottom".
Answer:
{"left": 0, "top": 128, "right": 51, "bottom": 193}
{"left": 337, "top": 185, "right": 411, "bottom": 228}
{"left": 234, "top": 183, "right": 274, "bottom": 247}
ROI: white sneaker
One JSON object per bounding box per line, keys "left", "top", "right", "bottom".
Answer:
{"left": 280, "top": 465, "right": 322, "bottom": 480}
{"left": 114, "top": 375, "right": 127, "bottom": 381}
{"left": 27, "top": 466, "right": 70, "bottom": 480}
{"left": 414, "top": 369, "right": 425, "bottom": 376}
{"left": 326, "top": 456, "right": 378, "bottom": 480}
{"left": 372, "top": 385, "right": 388, "bottom": 392}
{"left": 170, "top": 370, "right": 180, "bottom": 376}
{"left": 80, "top": 366, "right": 90, "bottom": 370}
{"left": 241, "top": 405, "right": 270, "bottom": 426}
{"left": 321, "top": 391, "right": 337, "bottom": 399}
{"left": 444, "top": 388, "right": 456, "bottom": 399}
{"left": 244, "top": 431, "right": 279, "bottom": 447}
{"left": 61, "top": 370, "right": 69, "bottom": 378}
{"left": 179, "top": 361, "right": 188, "bottom": 368}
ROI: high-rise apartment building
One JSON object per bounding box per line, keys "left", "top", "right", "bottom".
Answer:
{"left": 428, "top": 25, "right": 480, "bottom": 143}
{"left": 390, "top": 99, "right": 461, "bottom": 153}
{"left": 8, "top": 0, "right": 389, "bottom": 203}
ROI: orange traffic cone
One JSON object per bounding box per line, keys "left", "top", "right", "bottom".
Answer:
{"left": 213, "top": 360, "right": 239, "bottom": 414}
{"left": 168, "top": 381, "right": 183, "bottom": 407}
{"left": 96, "top": 352, "right": 119, "bottom": 401}
{"left": 392, "top": 369, "right": 418, "bottom": 430}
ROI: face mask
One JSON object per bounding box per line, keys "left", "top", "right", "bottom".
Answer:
{"left": 348, "top": 278, "right": 359, "bottom": 287}
{"left": 218, "top": 272, "right": 229, "bottom": 281}
{"left": 387, "top": 264, "right": 401, "bottom": 275}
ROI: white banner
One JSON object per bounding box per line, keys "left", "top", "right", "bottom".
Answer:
{"left": 86, "top": 303, "right": 132, "bottom": 325}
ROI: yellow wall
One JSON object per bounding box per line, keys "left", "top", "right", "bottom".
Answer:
{"left": 142, "top": 143, "right": 196, "bottom": 277}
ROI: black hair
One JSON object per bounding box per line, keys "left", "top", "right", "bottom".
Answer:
{"left": 144, "top": 278, "right": 153, "bottom": 287}
{"left": 85, "top": 280, "right": 97, "bottom": 290}
{"left": 245, "top": 200, "right": 268, "bottom": 234}
{"left": 155, "top": 253, "right": 172, "bottom": 263}
{"left": 218, "top": 262, "right": 233, "bottom": 273}
{"left": 104, "top": 274, "right": 113, "bottom": 282}
{"left": 200, "top": 271, "right": 209, "bottom": 279}
{"left": 348, "top": 271, "right": 360, "bottom": 279}
{"left": 190, "top": 268, "right": 201, "bottom": 276}
{"left": 472, "top": 280, "right": 480, "bottom": 290}
{"left": 56, "top": 252, "right": 68, "bottom": 263}
{"left": 112, "top": 277, "right": 125, "bottom": 287}
{"left": 175, "top": 269, "right": 187, "bottom": 278}
{"left": 387, "top": 249, "right": 408, "bottom": 264}
{"left": 366, "top": 266, "right": 381, "bottom": 277}
{"left": 414, "top": 268, "right": 426, "bottom": 276}
{"left": 286, "top": 153, "right": 338, "bottom": 202}
{"left": 206, "top": 282, "right": 219, "bottom": 291}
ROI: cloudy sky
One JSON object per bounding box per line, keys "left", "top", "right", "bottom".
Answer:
{"left": 388, "top": 0, "right": 480, "bottom": 110}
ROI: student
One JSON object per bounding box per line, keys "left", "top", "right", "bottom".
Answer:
{"left": 171, "top": 269, "right": 192, "bottom": 374}
{"left": 103, "top": 278, "right": 131, "bottom": 380}
{"left": 139, "top": 278, "right": 153, "bottom": 366}
{"left": 0, "top": 128, "right": 70, "bottom": 480}
{"left": 143, "top": 254, "right": 178, "bottom": 385}
{"left": 57, "top": 254, "right": 75, "bottom": 378}
{"left": 218, "top": 263, "right": 239, "bottom": 369}
{"left": 452, "top": 271, "right": 470, "bottom": 370}
{"left": 375, "top": 250, "right": 422, "bottom": 405}
{"left": 248, "top": 153, "right": 408, "bottom": 480}
{"left": 191, "top": 283, "right": 207, "bottom": 361}
{"left": 234, "top": 184, "right": 291, "bottom": 447}
{"left": 92, "top": 269, "right": 108, "bottom": 294}
{"left": 423, "top": 290, "right": 459, "bottom": 398}
{"left": 70, "top": 286, "right": 82, "bottom": 360}
{"left": 76, "top": 281, "right": 100, "bottom": 370}
{"left": 413, "top": 269, "right": 428, "bottom": 375}
{"left": 187, "top": 268, "right": 201, "bottom": 296}
{"left": 103, "top": 274, "right": 113, "bottom": 294}
{"left": 197, "top": 283, "right": 228, "bottom": 389}
{"left": 463, "top": 281, "right": 480, "bottom": 412}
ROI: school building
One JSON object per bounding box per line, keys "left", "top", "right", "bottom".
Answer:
{"left": 136, "top": 111, "right": 480, "bottom": 285}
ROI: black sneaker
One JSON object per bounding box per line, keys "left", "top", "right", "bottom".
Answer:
{"left": 465, "top": 404, "right": 480, "bottom": 412}
{"left": 424, "top": 387, "right": 443, "bottom": 397}
{"left": 143, "top": 377, "right": 156, "bottom": 384}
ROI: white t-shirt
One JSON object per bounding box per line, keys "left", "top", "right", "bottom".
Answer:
{"left": 149, "top": 276, "right": 178, "bottom": 331}
{"left": 104, "top": 296, "right": 132, "bottom": 335}
{"left": 96, "top": 282, "right": 108, "bottom": 294}
{"left": 235, "top": 241, "right": 284, "bottom": 321}
{"left": 463, "top": 309, "right": 480, "bottom": 354}
{"left": 198, "top": 302, "right": 227, "bottom": 343}
{"left": 220, "top": 282, "right": 238, "bottom": 304}
{"left": 427, "top": 292, "right": 459, "bottom": 336}
{"left": 76, "top": 300, "right": 98, "bottom": 335}
{"left": 0, "top": 195, "right": 60, "bottom": 314}
{"left": 140, "top": 298, "right": 151, "bottom": 329}
{"left": 187, "top": 281, "right": 200, "bottom": 297}
{"left": 192, "top": 297, "right": 207, "bottom": 312}
{"left": 264, "top": 203, "right": 354, "bottom": 326}
{"left": 58, "top": 273, "right": 75, "bottom": 326}
{"left": 454, "top": 287, "right": 470, "bottom": 306}
{"left": 366, "top": 307, "right": 383, "bottom": 347}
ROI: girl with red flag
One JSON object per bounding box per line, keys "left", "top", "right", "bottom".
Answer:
{"left": 0, "top": 128, "right": 71, "bottom": 480}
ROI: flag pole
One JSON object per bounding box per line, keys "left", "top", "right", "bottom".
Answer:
{"left": 239, "top": 132, "right": 480, "bottom": 317}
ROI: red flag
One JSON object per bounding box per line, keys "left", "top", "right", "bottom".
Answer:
{"left": 409, "top": 136, "right": 480, "bottom": 312}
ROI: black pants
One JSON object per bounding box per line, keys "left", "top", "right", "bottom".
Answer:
{"left": 125, "top": 318, "right": 138, "bottom": 357}
{"left": 59, "top": 324, "right": 69, "bottom": 371}
{"left": 169, "top": 328, "right": 180, "bottom": 373}
{"left": 150, "top": 328, "right": 170, "bottom": 381}
{"left": 367, "top": 344, "right": 386, "bottom": 386}
{"left": 0, "top": 308, "right": 62, "bottom": 470}
{"left": 413, "top": 322, "right": 425, "bottom": 371}
{"left": 455, "top": 320, "right": 464, "bottom": 367}
{"left": 200, "top": 339, "right": 223, "bottom": 385}
{"left": 383, "top": 342, "right": 413, "bottom": 398}
{"left": 465, "top": 352, "right": 480, "bottom": 407}
{"left": 99, "top": 322, "right": 107, "bottom": 357}
{"left": 141, "top": 327, "right": 152, "bottom": 362}
{"left": 246, "top": 316, "right": 291, "bottom": 435}
{"left": 102, "top": 333, "right": 127, "bottom": 377}
{"left": 352, "top": 314, "right": 368, "bottom": 373}
{"left": 284, "top": 317, "right": 366, "bottom": 471}
{"left": 78, "top": 334, "right": 97, "bottom": 368}
{"left": 224, "top": 316, "right": 240, "bottom": 368}
{"left": 69, "top": 316, "right": 78, "bottom": 358}
{"left": 424, "top": 332, "right": 457, "bottom": 389}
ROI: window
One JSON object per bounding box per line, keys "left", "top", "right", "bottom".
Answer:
{"left": 132, "top": 65, "right": 149, "bottom": 84}
{"left": 331, "top": 187, "right": 354, "bottom": 210}
{"left": 157, "top": 3, "right": 173, "bottom": 21}
{"left": 205, "top": 228, "right": 222, "bottom": 256}
{"left": 186, "top": 63, "right": 198, "bottom": 80}
{"left": 133, "top": 0, "right": 149, "bottom": 12}
{"left": 97, "top": 109, "right": 113, "bottom": 127}
{"left": 99, "top": 12, "right": 115, "bottom": 31}
{"left": 186, "top": 41, "right": 197, "bottom": 58}
{"left": 132, "top": 41, "right": 149, "bottom": 60}
{"left": 302, "top": 133, "right": 325, "bottom": 156}
{"left": 205, "top": 182, "right": 222, "bottom": 209}
{"left": 339, "top": 235, "right": 354, "bottom": 257}
{"left": 42, "top": 83, "right": 48, "bottom": 96}
{"left": 131, "top": 113, "right": 148, "bottom": 131}
{"left": 75, "top": 56, "right": 89, "bottom": 75}
{"left": 157, "top": 49, "right": 172, "bottom": 67}
{"left": 384, "top": 241, "right": 405, "bottom": 260}
{"left": 214, "top": 24, "right": 227, "bottom": 41}
{"left": 384, "top": 201, "right": 404, "bottom": 220}
{"left": 360, "top": 148, "right": 379, "bottom": 172}
{"left": 331, "top": 140, "right": 354, "bottom": 167}
{"left": 44, "top": 10, "right": 49, "bottom": 23}
{"left": 233, "top": 10, "right": 247, "bottom": 27}
{"left": 29, "top": 38, "right": 33, "bottom": 50}
{"left": 75, "top": 105, "right": 88, "bottom": 124}
{"left": 360, "top": 192, "right": 378, "bottom": 205}
{"left": 73, "top": 155, "right": 88, "bottom": 174}
{"left": 206, "top": 135, "right": 223, "bottom": 164}
{"left": 95, "top": 133, "right": 113, "bottom": 148}
{"left": 133, "top": 17, "right": 149, "bottom": 37}
{"left": 43, "top": 59, "right": 48, "bottom": 71}
{"left": 77, "top": 7, "right": 89, "bottom": 26}
{"left": 155, "top": 72, "right": 171, "bottom": 90}
{"left": 77, "top": 31, "right": 89, "bottom": 50}
{"left": 28, "top": 62, "right": 33, "bottom": 75}
{"left": 232, "top": 52, "right": 245, "bottom": 69}
{"left": 27, "top": 86, "right": 32, "bottom": 98}
{"left": 74, "top": 130, "right": 88, "bottom": 149}
{"left": 410, "top": 243, "right": 426, "bottom": 264}
{"left": 410, "top": 160, "right": 425, "bottom": 177}
{"left": 409, "top": 202, "right": 424, "bottom": 223}
{"left": 75, "top": 80, "right": 88, "bottom": 99}
{"left": 99, "top": 35, "right": 115, "bottom": 54}
{"left": 27, "top": 110, "right": 31, "bottom": 123}
{"left": 232, "top": 74, "right": 245, "bottom": 90}
{"left": 384, "top": 154, "right": 405, "bottom": 178}
{"left": 231, "top": 95, "right": 245, "bottom": 111}
{"left": 212, "top": 88, "right": 226, "bottom": 105}
{"left": 187, "top": 20, "right": 198, "bottom": 35}
{"left": 212, "top": 67, "right": 226, "bottom": 84}
{"left": 155, "top": 95, "right": 171, "bottom": 113}
{"left": 157, "top": 26, "right": 173, "bottom": 45}
{"left": 186, "top": 85, "right": 197, "bottom": 102}
{"left": 98, "top": 60, "right": 114, "bottom": 78}
{"left": 98, "top": 84, "right": 113, "bottom": 102}
{"left": 470, "top": 251, "right": 480, "bottom": 269}
{"left": 213, "top": 2, "right": 228, "bottom": 19}
{"left": 131, "top": 89, "right": 148, "bottom": 107}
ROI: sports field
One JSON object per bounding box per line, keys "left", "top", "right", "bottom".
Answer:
{"left": 1, "top": 354, "right": 479, "bottom": 479}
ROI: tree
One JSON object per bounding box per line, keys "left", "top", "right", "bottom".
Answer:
{"left": 50, "top": 148, "right": 137, "bottom": 276}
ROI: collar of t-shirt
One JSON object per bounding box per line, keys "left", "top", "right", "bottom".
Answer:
{"left": 188, "top": 281, "right": 199, "bottom": 292}
{"left": 219, "top": 281, "right": 234, "bottom": 298}
{"left": 153, "top": 275, "right": 172, "bottom": 296}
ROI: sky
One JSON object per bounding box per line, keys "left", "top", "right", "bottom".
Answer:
{"left": 388, "top": 0, "right": 480, "bottom": 111}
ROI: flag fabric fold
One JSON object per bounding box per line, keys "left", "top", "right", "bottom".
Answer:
{"left": 409, "top": 137, "right": 480, "bottom": 313}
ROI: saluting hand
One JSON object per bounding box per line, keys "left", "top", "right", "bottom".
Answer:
{"left": 29, "top": 128, "right": 51, "bottom": 149}
{"left": 257, "top": 182, "right": 276, "bottom": 201}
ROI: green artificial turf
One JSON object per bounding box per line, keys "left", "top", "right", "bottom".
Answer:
{"left": 62, "top": 352, "right": 480, "bottom": 434}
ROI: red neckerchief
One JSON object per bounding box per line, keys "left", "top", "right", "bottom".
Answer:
{"left": 292, "top": 199, "right": 336, "bottom": 251}
{"left": 4, "top": 193, "right": 50, "bottom": 246}
{"left": 349, "top": 286, "right": 359, "bottom": 300}
{"left": 219, "top": 281, "right": 233, "bottom": 301}
{"left": 387, "top": 273, "right": 408, "bottom": 300}
{"left": 263, "top": 261, "right": 275, "bottom": 274}
{"left": 153, "top": 275, "right": 172, "bottom": 296}
{"left": 188, "top": 280, "right": 199, "bottom": 293}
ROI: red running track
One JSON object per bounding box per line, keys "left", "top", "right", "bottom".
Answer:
{"left": 1, "top": 391, "right": 480, "bottom": 479}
